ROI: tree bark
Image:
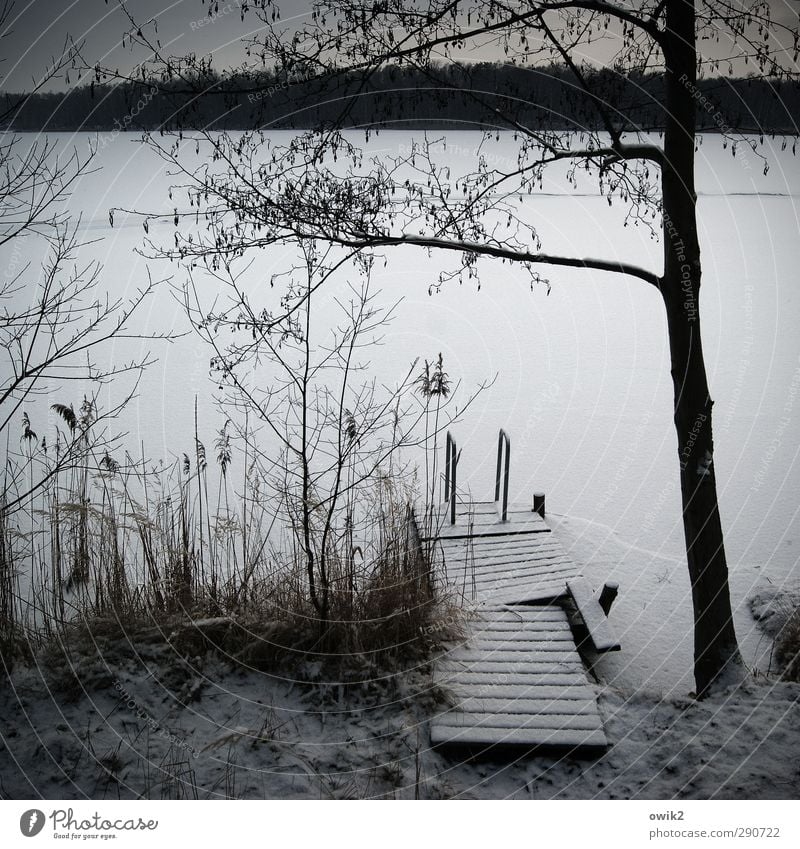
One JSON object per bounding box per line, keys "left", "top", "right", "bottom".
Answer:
{"left": 662, "top": 0, "right": 741, "bottom": 696}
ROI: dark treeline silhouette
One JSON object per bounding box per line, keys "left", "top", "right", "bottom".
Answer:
{"left": 3, "top": 63, "right": 798, "bottom": 133}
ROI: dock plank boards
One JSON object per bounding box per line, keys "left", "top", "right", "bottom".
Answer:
{"left": 435, "top": 524, "right": 580, "bottom": 604}
{"left": 426, "top": 499, "right": 613, "bottom": 755}
{"left": 431, "top": 605, "right": 608, "bottom": 752}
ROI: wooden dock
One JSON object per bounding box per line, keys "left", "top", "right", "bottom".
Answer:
{"left": 424, "top": 499, "right": 618, "bottom": 755}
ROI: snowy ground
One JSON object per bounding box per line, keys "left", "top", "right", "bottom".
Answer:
{"left": 1, "top": 519, "right": 798, "bottom": 801}
{"left": 1, "top": 633, "right": 798, "bottom": 800}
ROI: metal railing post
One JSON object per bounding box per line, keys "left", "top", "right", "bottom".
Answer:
{"left": 445, "top": 431, "right": 457, "bottom": 525}
{"left": 494, "top": 429, "right": 510, "bottom": 522}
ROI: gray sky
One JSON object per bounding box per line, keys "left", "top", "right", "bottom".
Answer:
{"left": 1, "top": 0, "right": 798, "bottom": 93}
{"left": 0, "top": 0, "right": 311, "bottom": 91}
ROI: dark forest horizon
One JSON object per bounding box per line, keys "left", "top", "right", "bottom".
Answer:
{"left": 3, "top": 63, "right": 798, "bottom": 133}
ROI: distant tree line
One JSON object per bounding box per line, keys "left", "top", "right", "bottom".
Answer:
{"left": 3, "top": 63, "right": 798, "bottom": 133}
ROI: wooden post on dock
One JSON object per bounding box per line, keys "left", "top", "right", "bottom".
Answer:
{"left": 532, "top": 491, "right": 546, "bottom": 518}
{"left": 598, "top": 582, "right": 619, "bottom": 616}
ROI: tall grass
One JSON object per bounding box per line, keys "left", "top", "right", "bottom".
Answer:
{"left": 0, "top": 403, "right": 453, "bottom": 671}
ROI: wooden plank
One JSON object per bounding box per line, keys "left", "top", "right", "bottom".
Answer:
{"left": 442, "top": 559, "right": 576, "bottom": 579}
{"left": 433, "top": 711, "right": 603, "bottom": 731}
{"left": 442, "top": 568, "right": 575, "bottom": 586}
{"left": 567, "top": 577, "right": 621, "bottom": 652}
{"left": 464, "top": 619, "right": 573, "bottom": 631}
{"left": 438, "top": 536, "right": 567, "bottom": 554}
{"left": 437, "top": 533, "right": 569, "bottom": 552}
{"left": 443, "top": 565, "right": 566, "bottom": 580}
{"left": 460, "top": 620, "right": 570, "bottom": 632}
{"left": 439, "top": 651, "right": 583, "bottom": 676}
{"left": 469, "top": 605, "right": 568, "bottom": 619}
{"left": 451, "top": 696, "right": 599, "bottom": 715}
{"left": 430, "top": 725, "right": 608, "bottom": 749}
{"left": 439, "top": 549, "right": 569, "bottom": 566}
{"left": 443, "top": 531, "right": 563, "bottom": 546}
{"left": 439, "top": 647, "right": 583, "bottom": 675}
{"left": 443, "top": 555, "right": 577, "bottom": 576}
{"left": 446, "top": 683, "right": 598, "bottom": 700}
{"left": 434, "top": 522, "right": 550, "bottom": 540}
{"left": 445, "top": 581, "right": 572, "bottom": 606}
{"left": 485, "top": 585, "right": 571, "bottom": 605}
{"left": 463, "top": 632, "right": 576, "bottom": 644}
{"left": 444, "top": 577, "right": 576, "bottom": 601}
{"left": 461, "top": 639, "right": 575, "bottom": 652}
{"left": 443, "top": 553, "right": 572, "bottom": 569}
{"left": 455, "top": 628, "right": 574, "bottom": 643}
{"left": 440, "top": 654, "right": 584, "bottom": 668}
{"left": 462, "top": 616, "right": 571, "bottom": 629}
{"left": 443, "top": 565, "right": 566, "bottom": 582}
{"left": 441, "top": 672, "right": 590, "bottom": 688}
{"left": 443, "top": 562, "right": 578, "bottom": 587}
{"left": 443, "top": 547, "right": 574, "bottom": 565}
{"left": 443, "top": 619, "right": 576, "bottom": 639}
{"left": 424, "top": 502, "right": 551, "bottom": 539}
{"left": 443, "top": 555, "right": 576, "bottom": 574}
{"left": 444, "top": 626, "right": 578, "bottom": 646}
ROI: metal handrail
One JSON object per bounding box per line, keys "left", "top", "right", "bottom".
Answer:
{"left": 444, "top": 431, "right": 457, "bottom": 525}
{"left": 494, "top": 428, "right": 510, "bottom": 522}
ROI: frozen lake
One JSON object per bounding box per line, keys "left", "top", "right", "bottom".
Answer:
{"left": 3, "top": 130, "right": 799, "bottom": 693}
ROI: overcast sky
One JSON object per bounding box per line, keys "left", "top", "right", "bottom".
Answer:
{"left": 0, "top": 0, "right": 308, "bottom": 91}
{"left": 1, "top": 0, "right": 798, "bottom": 92}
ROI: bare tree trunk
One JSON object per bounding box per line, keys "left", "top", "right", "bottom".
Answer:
{"left": 300, "top": 281, "right": 327, "bottom": 628}
{"left": 663, "top": 0, "right": 741, "bottom": 696}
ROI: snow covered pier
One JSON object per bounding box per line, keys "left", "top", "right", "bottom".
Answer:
{"left": 422, "top": 432, "right": 619, "bottom": 755}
